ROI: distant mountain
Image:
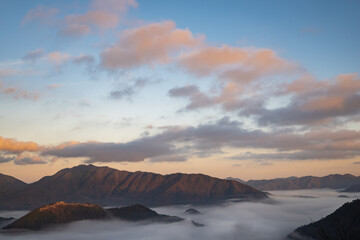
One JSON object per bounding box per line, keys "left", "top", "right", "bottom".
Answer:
{"left": 342, "top": 184, "right": 360, "bottom": 192}
{"left": 287, "top": 199, "right": 360, "bottom": 240}
{"left": 184, "top": 208, "right": 200, "bottom": 215}
{"left": 0, "top": 165, "right": 267, "bottom": 210}
{"left": 3, "top": 202, "right": 183, "bottom": 230}
{"left": 229, "top": 174, "right": 360, "bottom": 191}
{"left": 0, "top": 173, "right": 27, "bottom": 194}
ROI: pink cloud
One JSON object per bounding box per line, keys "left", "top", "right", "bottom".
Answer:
{"left": 90, "top": 0, "right": 138, "bottom": 12}
{"left": 0, "top": 82, "right": 39, "bottom": 101}
{"left": 0, "top": 136, "right": 40, "bottom": 153}
{"left": 22, "top": 5, "right": 58, "bottom": 24}
{"left": 101, "top": 21, "right": 203, "bottom": 69}
{"left": 48, "top": 51, "right": 71, "bottom": 65}
{"left": 61, "top": 0, "right": 138, "bottom": 37}
{"left": 61, "top": 23, "right": 91, "bottom": 37}
{"left": 65, "top": 10, "right": 118, "bottom": 30}
{"left": 179, "top": 45, "right": 296, "bottom": 82}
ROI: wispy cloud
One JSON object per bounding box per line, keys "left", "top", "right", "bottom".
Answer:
{"left": 22, "top": 5, "right": 58, "bottom": 25}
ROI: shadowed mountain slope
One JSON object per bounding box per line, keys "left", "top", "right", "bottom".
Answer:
{"left": 287, "top": 199, "right": 360, "bottom": 240}
{"left": 0, "top": 173, "right": 27, "bottom": 194}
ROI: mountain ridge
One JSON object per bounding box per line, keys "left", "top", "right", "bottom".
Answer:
{"left": 228, "top": 174, "right": 360, "bottom": 191}
{"left": 0, "top": 164, "right": 267, "bottom": 210}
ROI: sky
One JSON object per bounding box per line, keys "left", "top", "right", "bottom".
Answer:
{"left": 0, "top": 0, "right": 360, "bottom": 183}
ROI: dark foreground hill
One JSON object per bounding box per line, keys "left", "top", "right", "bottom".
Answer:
{"left": 229, "top": 174, "right": 360, "bottom": 191}
{"left": 3, "top": 202, "right": 183, "bottom": 230}
{"left": 0, "top": 164, "right": 267, "bottom": 210}
{"left": 287, "top": 199, "right": 360, "bottom": 240}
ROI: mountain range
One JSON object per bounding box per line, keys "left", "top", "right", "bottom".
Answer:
{"left": 0, "top": 164, "right": 267, "bottom": 210}
{"left": 228, "top": 174, "right": 360, "bottom": 191}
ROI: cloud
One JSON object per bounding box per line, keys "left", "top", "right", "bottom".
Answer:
{"left": 171, "top": 60, "right": 360, "bottom": 127}
{"left": 90, "top": 0, "right": 138, "bottom": 12}
{"left": 48, "top": 51, "right": 71, "bottom": 65}
{"left": 0, "top": 83, "right": 39, "bottom": 101}
{"left": 109, "top": 87, "right": 135, "bottom": 100}
{"left": 61, "top": 23, "right": 91, "bottom": 37}
{"left": 47, "top": 84, "right": 62, "bottom": 89}
{"left": 101, "top": 21, "right": 202, "bottom": 69}
{"left": 22, "top": 49, "right": 45, "bottom": 61}
{"left": 61, "top": 0, "right": 138, "bottom": 37}
{"left": 63, "top": 11, "right": 118, "bottom": 37}
{"left": 73, "top": 55, "right": 95, "bottom": 64}
{"left": 248, "top": 73, "right": 360, "bottom": 126}
{"left": 40, "top": 116, "right": 360, "bottom": 163}
{"left": 22, "top": 5, "right": 58, "bottom": 24}
{"left": 179, "top": 45, "right": 295, "bottom": 79}
{"left": 169, "top": 85, "right": 216, "bottom": 110}
{"left": 0, "top": 136, "right": 40, "bottom": 154}
{"left": 109, "top": 77, "right": 157, "bottom": 100}
{"left": 0, "top": 69, "right": 21, "bottom": 79}
{"left": 14, "top": 154, "right": 47, "bottom": 165}
{"left": 0, "top": 155, "right": 14, "bottom": 163}
{"left": 3, "top": 114, "right": 360, "bottom": 165}
{"left": 149, "top": 155, "right": 187, "bottom": 162}
{"left": 169, "top": 45, "right": 297, "bottom": 112}
{"left": 0, "top": 189, "right": 355, "bottom": 240}
{"left": 43, "top": 136, "right": 176, "bottom": 163}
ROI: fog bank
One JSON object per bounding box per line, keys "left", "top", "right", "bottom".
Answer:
{"left": 1, "top": 189, "right": 358, "bottom": 240}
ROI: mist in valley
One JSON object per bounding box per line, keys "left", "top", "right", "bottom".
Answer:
{"left": 1, "top": 189, "right": 358, "bottom": 240}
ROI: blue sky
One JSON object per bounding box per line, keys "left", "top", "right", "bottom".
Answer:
{"left": 0, "top": 0, "right": 359, "bottom": 182}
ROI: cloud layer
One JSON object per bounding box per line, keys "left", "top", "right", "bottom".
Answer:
{"left": 0, "top": 190, "right": 357, "bottom": 240}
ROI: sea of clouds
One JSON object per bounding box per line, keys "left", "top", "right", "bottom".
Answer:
{"left": 0, "top": 189, "right": 358, "bottom": 240}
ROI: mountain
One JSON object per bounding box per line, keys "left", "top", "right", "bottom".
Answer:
{"left": 3, "top": 202, "right": 183, "bottom": 230}
{"left": 235, "top": 174, "right": 360, "bottom": 191}
{"left": 0, "top": 164, "right": 267, "bottom": 210}
{"left": 287, "top": 199, "right": 360, "bottom": 240}
{"left": 184, "top": 208, "right": 200, "bottom": 214}
{"left": 342, "top": 184, "right": 360, "bottom": 192}
{"left": 3, "top": 202, "right": 106, "bottom": 230}
{"left": 0, "top": 173, "right": 27, "bottom": 194}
